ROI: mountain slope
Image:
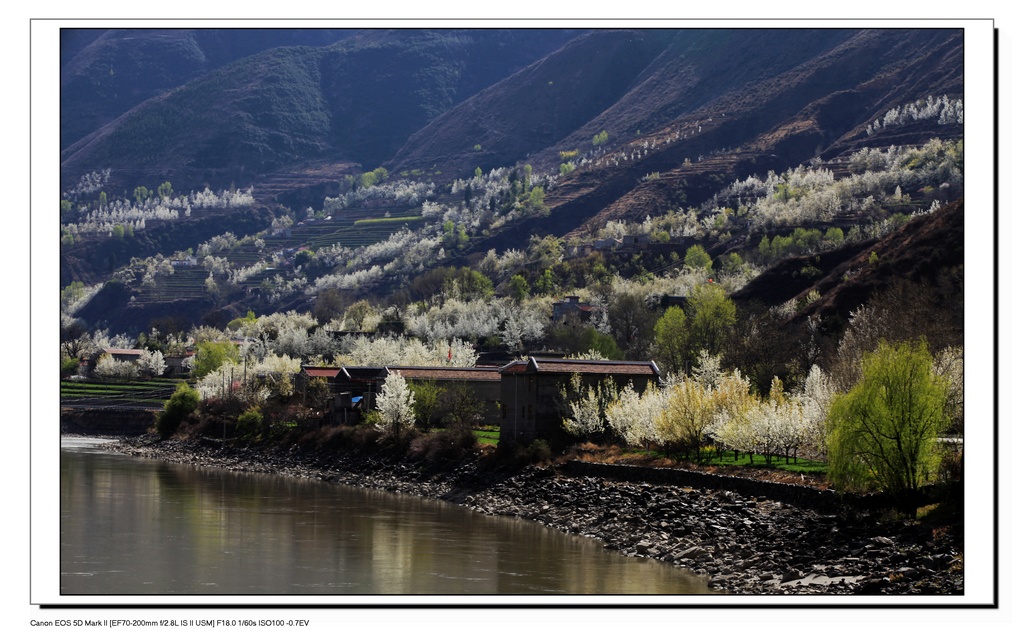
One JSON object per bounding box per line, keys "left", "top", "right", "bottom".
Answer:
{"left": 59, "top": 27, "right": 966, "bottom": 337}
{"left": 59, "top": 29, "right": 581, "bottom": 194}
{"left": 60, "top": 28, "right": 357, "bottom": 150}
{"left": 399, "top": 28, "right": 962, "bottom": 242}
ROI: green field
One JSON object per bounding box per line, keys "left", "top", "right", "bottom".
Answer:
{"left": 473, "top": 427, "right": 500, "bottom": 446}
{"left": 60, "top": 379, "right": 182, "bottom": 407}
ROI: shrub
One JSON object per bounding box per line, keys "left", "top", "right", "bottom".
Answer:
{"left": 61, "top": 356, "right": 80, "bottom": 378}
{"left": 156, "top": 382, "right": 200, "bottom": 437}
{"left": 236, "top": 407, "right": 264, "bottom": 434}
{"left": 526, "top": 439, "right": 552, "bottom": 463}
{"left": 407, "top": 427, "right": 477, "bottom": 468}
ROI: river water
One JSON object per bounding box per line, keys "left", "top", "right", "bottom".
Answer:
{"left": 60, "top": 437, "right": 711, "bottom": 595}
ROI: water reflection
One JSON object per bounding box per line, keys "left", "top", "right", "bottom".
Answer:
{"left": 60, "top": 438, "right": 711, "bottom": 595}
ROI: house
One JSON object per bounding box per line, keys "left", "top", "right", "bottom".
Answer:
{"left": 552, "top": 295, "right": 598, "bottom": 324}
{"left": 99, "top": 348, "right": 146, "bottom": 362}
{"left": 164, "top": 351, "right": 194, "bottom": 377}
{"left": 298, "top": 365, "right": 390, "bottom": 424}
{"left": 81, "top": 348, "right": 147, "bottom": 378}
{"left": 498, "top": 357, "right": 661, "bottom": 444}
{"left": 620, "top": 234, "right": 648, "bottom": 250}
{"left": 299, "top": 357, "right": 661, "bottom": 441}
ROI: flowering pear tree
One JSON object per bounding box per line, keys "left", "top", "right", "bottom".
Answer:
{"left": 375, "top": 373, "right": 416, "bottom": 439}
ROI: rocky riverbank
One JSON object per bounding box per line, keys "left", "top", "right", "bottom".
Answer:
{"left": 107, "top": 435, "right": 963, "bottom": 596}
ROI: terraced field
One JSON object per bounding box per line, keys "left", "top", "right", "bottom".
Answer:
{"left": 267, "top": 211, "right": 427, "bottom": 252}
{"left": 60, "top": 379, "right": 182, "bottom": 409}
{"left": 132, "top": 210, "right": 430, "bottom": 303}
{"left": 132, "top": 266, "right": 209, "bottom": 304}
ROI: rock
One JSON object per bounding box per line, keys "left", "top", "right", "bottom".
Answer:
{"left": 853, "top": 577, "right": 891, "bottom": 594}
{"left": 678, "top": 546, "right": 705, "bottom": 560}
{"left": 781, "top": 569, "right": 804, "bottom": 583}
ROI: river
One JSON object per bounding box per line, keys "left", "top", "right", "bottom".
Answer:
{"left": 60, "top": 437, "right": 712, "bottom": 595}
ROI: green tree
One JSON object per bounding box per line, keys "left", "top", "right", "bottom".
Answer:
{"left": 314, "top": 288, "right": 347, "bottom": 324}
{"left": 507, "top": 274, "right": 530, "bottom": 303}
{"left": 133, "top": 185, "right": 152, "bottom": 204}
{"left": 826, "top": 339, "right": 950, "bottom": 511}
{"left": 409, "top": 380, "right": 443, "bottom": 428}
{"left": 588, "top": 331, "right": 623, "bottom": 360}
{"left": 823, "top": 227, "right": 845, "bottom": 249}
{"left": 523, "top": 185, "right": 550, "bottom": 217}
{"left": 344, "top": 299, "right": 375, "bottom": 331}
{"left": 654, "top": 306, "right": 690, "bottom": 374}
{"left": 684, "top": 245, "right": 713, "bottom": 273}
{"left": 448, "top": 267, "right": 493, "bottom": 301}
{"left": 359, "top": 167, "right": 389, "bottom": 188}
{"left": 528, "top": 234, "right": 563, "bottom": 267}
{"left": 227, "top": 310, "right": 257, "bottom": 333}
{"left": 608, "top": 290, "right": 658, "bottom": 360}
{"left": 293, "top": 249, "right": 315, "bottom": 269}
{"left": 157, "top": 181, "right": 173, "bottom": 199}
{"left": 155, "top": 382, "right": 200, "bottom": 437}
{"left": 687, "top": 283, "right": 736, "bottom": 358}
{"left": 655, "top": 376, "right": 718, "bottom": 462}
{"left": 533, "top": 269, "right": 556, "bottom": 296}
{"left": 717, "top": 251, "right": 746, "bottom": 275}
{"left": 192, "top": 341, "right": 239, "bottom": 378}
{"left": 438, "top": 382, "right": 484, "bottom": 430}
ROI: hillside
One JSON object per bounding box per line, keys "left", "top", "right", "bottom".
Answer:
{"left": 60, "top": 28, "right": 358, "bottom": 150}
{"left": 59, "top": 27, "right": 965, "bottom": 342}
{"left": 60, "top": 29, "right": 582, "bottom": 195}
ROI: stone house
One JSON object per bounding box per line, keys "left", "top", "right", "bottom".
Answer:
{"left": 552, "top": 295, "right": 598, "bottom": 324}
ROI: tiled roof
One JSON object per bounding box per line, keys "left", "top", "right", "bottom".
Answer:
{"left": 391, "top": 367, "right": 501, "bottom": 382}
{"left": 500, "top": 358, "right": 659, "bottom": 376}
{"left": 340, "top": 366, "right": 390, "bottom": 380}
{"left": 302, "top": 366, "right": 342, "bottom": 378}
{"left": 102, "top": 348, "right": 145, "bottom": 356}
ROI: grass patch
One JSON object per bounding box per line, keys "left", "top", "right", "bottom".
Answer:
{"left": 472, "top": 428, "right": 500, "bottom": 446}
{"left": 353, "top": 216, "right": 423, "bottom": 226}
{"left": 702, "top": 452, "right": 827, "bottom": 475}
{"left": 618, "top": 446, "right": 827, "bottom": 475}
